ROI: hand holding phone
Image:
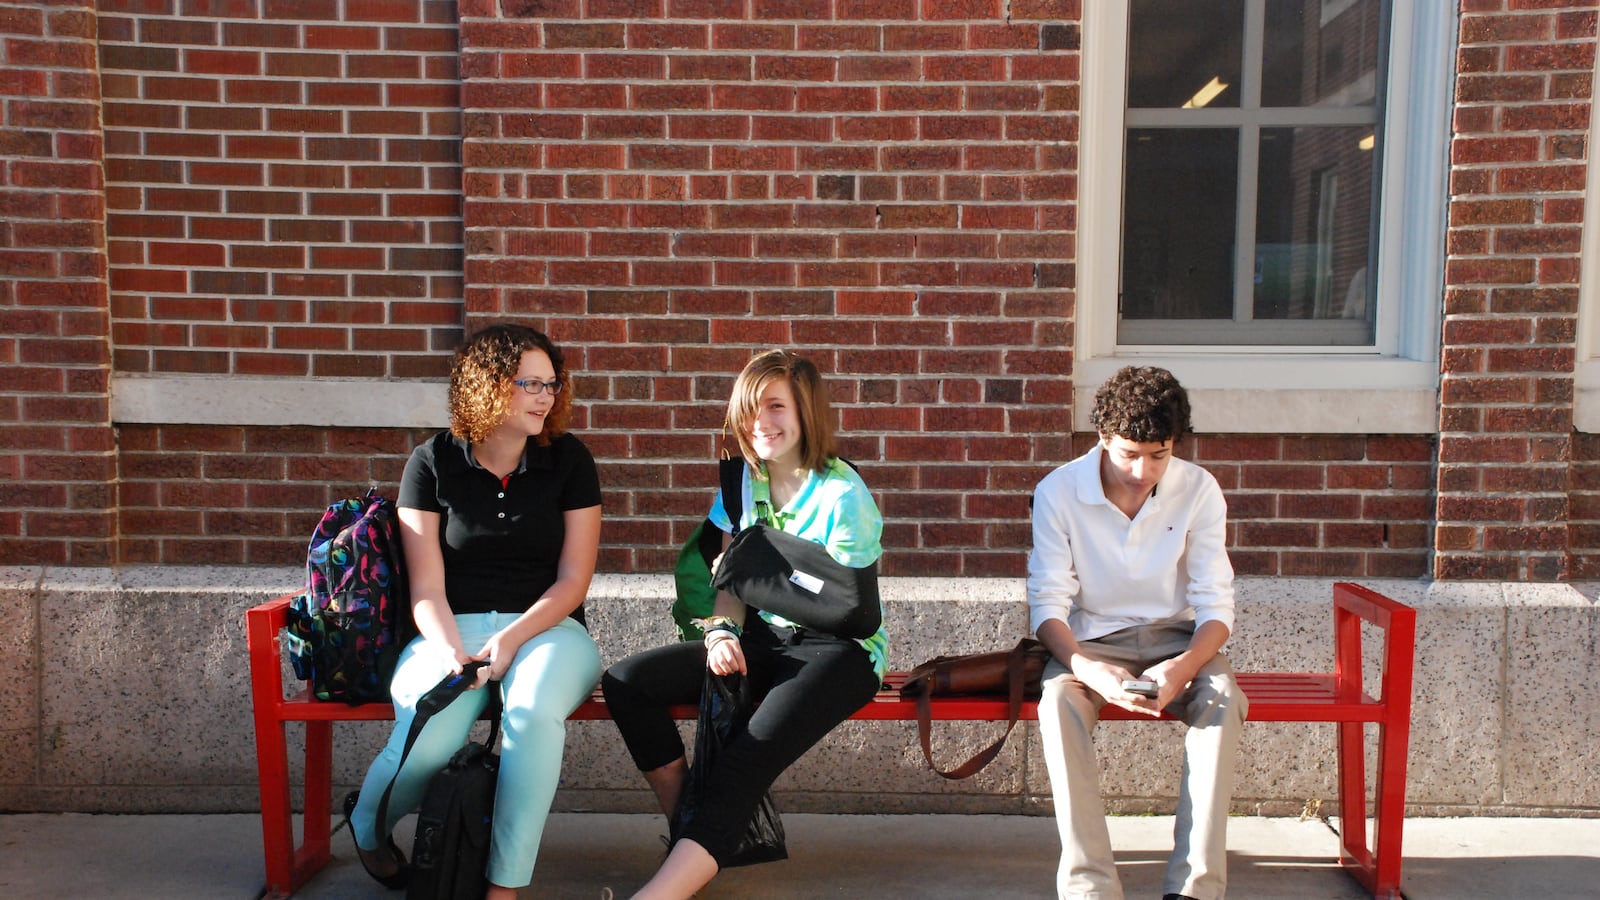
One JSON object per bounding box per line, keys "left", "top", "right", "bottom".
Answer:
{"left": 1121, "top": 679, "right": 1159, "bottom": 699}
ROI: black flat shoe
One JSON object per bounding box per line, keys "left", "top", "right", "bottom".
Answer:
{"left": 343, "top": 790, "right": 410, "bottom": 890}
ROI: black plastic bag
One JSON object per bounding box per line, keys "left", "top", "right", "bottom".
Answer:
{"left": 671, "top": 670, "right": 787, "bottom": 868}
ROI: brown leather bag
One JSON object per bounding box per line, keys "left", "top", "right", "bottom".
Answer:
{"left": 898, "top": 638, "right": 1052, "bottom": 779}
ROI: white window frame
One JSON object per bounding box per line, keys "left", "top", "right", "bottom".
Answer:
{"left": 1076, "top": 0, "right": 1452, "bottom": 434}
{"left": 1577, "top": 53, "right": 1600, "bottom": 435}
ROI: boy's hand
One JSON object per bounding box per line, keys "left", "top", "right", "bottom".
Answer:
{"left": 1141, "top": 656, "right": 1198, "bottom": 712}
{"left": 1072, "top": 656, "right": 1162, "bottom": 717}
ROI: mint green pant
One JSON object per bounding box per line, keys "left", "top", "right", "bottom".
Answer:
{"left": 351, "top": 613, "right": 601, "bottom": 888}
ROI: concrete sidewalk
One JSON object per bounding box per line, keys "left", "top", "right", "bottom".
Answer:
{"left": 1, "top": 812, "right": 1597, "bottom": 899}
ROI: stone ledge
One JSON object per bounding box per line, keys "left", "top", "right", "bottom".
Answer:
{"left": 2, "top": 568, "right": 1597, "bottom": 816}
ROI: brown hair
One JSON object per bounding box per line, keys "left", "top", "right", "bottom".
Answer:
{"left": 727, "top": 349, "right": 836, "bottom": 474}
{"left": 448, "top": 324, "right": 572, "bottom": 445}
{"left": 1089, "top": 365, "right": 1192, "bottom": 444}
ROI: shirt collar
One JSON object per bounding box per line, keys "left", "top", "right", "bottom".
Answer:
{"left": 449, "top": 432, "right": 554, "bottom": 477}
{"left": 751, "top": 462, "right": 814, "bottom": 526}
{"left": 1075, "top": 443, "right": 1112, "bottom": 506}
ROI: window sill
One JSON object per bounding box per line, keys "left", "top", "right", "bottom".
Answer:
{"left": 1072, "top": 356, "right": 1440, "bottom": 434}
{"left": 1577, "top": 361, "right": 1600, "bottom": 435}
{"left": 111, "top": 375, "right": 449, "bottom": 428}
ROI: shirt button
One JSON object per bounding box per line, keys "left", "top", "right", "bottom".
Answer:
{"left": 497, "top": 512, "right": 505, "bottom": 519}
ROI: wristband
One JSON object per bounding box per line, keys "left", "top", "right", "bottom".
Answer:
{"left": 693, "top": 615, "right": 742, "bottom": 638}
{"left": 704, "top": 629, "right": 738, "bottom": 650}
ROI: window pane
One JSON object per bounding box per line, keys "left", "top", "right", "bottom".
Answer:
{"left": 1120, "top": 128, "right": 1239, "bottom": 321}
{"left": 1253, "top": 126, "right": 1374, "bottom": 338}
{"left": 1263, "top": 0, "right": 1383, "bottom": 108}
{"left": 1128, "top": 0, "right": 1244, "bottom": 109}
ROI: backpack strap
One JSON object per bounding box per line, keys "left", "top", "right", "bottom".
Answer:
{"left": 718, "top": 457, "right": 745, "bottom": 536}
{"left": 372, "top": 663, "right": 502, "bottom": 840}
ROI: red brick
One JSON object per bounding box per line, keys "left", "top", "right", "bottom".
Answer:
{"left": 1461, "top": 13, "right": 1554, "bottom": 45}
{"left": 1505, "top": 40, "right": 1595, "bottom": 73}
{"left": 1455, "top": 73, "right": 1547, "bottom": 103}
{"left": 1498, "top": 163, "right": 1585, "bottom": 193}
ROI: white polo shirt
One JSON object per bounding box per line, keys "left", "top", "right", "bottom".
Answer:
{"left": 1026, "top": 443, "right": 1235, "bottom": 643}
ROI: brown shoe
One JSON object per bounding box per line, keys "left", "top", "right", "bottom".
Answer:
{"left": 344, "top": 790, "right": 409, "bottom": 890}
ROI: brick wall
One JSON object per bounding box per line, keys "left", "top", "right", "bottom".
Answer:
{"left": 456, "top": 1, "right": 1080, "bottom": 576}
{"left": 1191, "top": 434, "right": 1436, "bottom": 579}
{"left": 94, "top": 1, "right": 466, "bottom": 563}
{"left": 116, "top": 423, "right": 428, "bottom": 565}
{"left": 97, "top": 1, "right": 465, "bottom": 378}
{"left": 5, "top": 1, "right": 1595, "bottom": 581}
{"left": 1576, "top": 431, "right": 1600, "bottom": 579}
{"left": 0, "top": 1, "right": 115, "bottom": 566}
{"left": 1439, "top": 1, "right": 1596, "bottom": 580}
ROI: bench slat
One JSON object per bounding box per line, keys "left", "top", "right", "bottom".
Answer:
{"left": 266, "top": 672, "right": 1383, "bottom": 724}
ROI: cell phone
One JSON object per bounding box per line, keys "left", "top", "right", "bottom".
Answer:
{"left": 1121, "top": 679, "right": 1159, "bottom": 698}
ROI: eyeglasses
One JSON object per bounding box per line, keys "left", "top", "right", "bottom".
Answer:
{"left": 511, "top": 378, "right": 563, "bottom": 396}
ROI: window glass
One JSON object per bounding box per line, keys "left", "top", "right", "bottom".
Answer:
{"left": 1262, "top": 0, "right": 1382, "bottom": 108}
{"left": 1119, "top": 0, "right": 1386, "bottom": 347}
{"left": 1127, "top": 0, "right": 1244, "bottom": 109}
{"left": 1254, "top": 126, "right": 1375, "bottom": 332}
{"left": 1121, "top": 129, "right": 1239, "bottom": 321}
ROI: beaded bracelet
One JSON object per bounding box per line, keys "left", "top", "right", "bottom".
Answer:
{"left": 693, "top": 615, "right": 742, "bottom": 638}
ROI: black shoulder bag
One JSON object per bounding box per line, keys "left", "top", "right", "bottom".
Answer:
{"left": 371, "top": 662, "right": 502, "bottom": 900}
{"left": 710, "top": 523, "right": 883, "bottom": 639}
{"left": 708, "top": 459, "right": 881, "bottom": 640}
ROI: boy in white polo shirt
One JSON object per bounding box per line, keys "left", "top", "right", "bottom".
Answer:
{"left": 1028, "top": 365, "right": 1247, "bottom": 900}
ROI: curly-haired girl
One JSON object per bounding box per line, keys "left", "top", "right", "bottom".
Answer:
{"left": 346, "top": 323, "right": 602, "bottom": 899}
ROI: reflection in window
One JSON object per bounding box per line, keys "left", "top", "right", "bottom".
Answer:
{"left": 1127, "top": 0, "right": 1244, "bottom": 109}
{"left": 1119, "top": 0, "right": 1385, "bottom": 347}
{"left": 1255, "top": 127, "right": 1374, "bottom": 322}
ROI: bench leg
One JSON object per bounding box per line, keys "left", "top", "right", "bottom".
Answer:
{"left": 254, "top": 716, "right": 336, "bottom": 899}
{"left": 299, "top": 720, "right": 335, "bottom": 880}
{"left": 1369, "top": 719, "right": 1408, "bottom": 899}
{"left": 255, "top": 714, "right": 298, "bottom": 899}
{"left": 1337, "top": 717, "right": 1409, "bottom": 899}
{"left": 1336, "top": 720, "right": 1377, "bottom": 894}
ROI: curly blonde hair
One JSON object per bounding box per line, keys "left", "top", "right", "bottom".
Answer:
{"left": 727, "top": 349, "right": 836, "bottom": 474}
{"left": 448, "top": 324, "right": 572, "bottom": 445}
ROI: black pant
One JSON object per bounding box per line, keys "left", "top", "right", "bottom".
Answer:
{"left": 600, "top": 618, "right": 880, "bottom": 867}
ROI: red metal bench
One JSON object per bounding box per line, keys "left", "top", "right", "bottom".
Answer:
{"left": 248, "top": 581, "right": 1414, "bottom": 899}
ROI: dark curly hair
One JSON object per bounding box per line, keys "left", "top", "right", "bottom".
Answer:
{"left": 448, "top": 324, "right": 572, "bottom": 445}
{"left": 1089, "top": 366, "right": 1191, "bottom": 444}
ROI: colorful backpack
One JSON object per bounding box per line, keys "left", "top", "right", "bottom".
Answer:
{"left": 285, "top": 489, "right": 410, "bottom": 704}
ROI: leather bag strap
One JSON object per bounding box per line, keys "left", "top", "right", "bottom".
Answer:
{"left": 915, "top": 639, "right": 1032, "bottom": 780}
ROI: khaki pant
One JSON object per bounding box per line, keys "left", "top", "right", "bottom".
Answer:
{"left": 1037, "top": 622, "right": 1248, "bottom": 900}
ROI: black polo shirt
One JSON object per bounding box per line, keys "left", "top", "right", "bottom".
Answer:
{"left": 398, "top": 430, "right": 602, "bottom": 623}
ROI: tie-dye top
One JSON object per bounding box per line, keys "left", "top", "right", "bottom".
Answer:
{"left": 707, "top": 456, "right": 889, "bottom": 680}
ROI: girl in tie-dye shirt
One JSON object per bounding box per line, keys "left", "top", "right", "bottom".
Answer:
{"left": 602, "top": 349, "right": 886, "bottom": 899}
